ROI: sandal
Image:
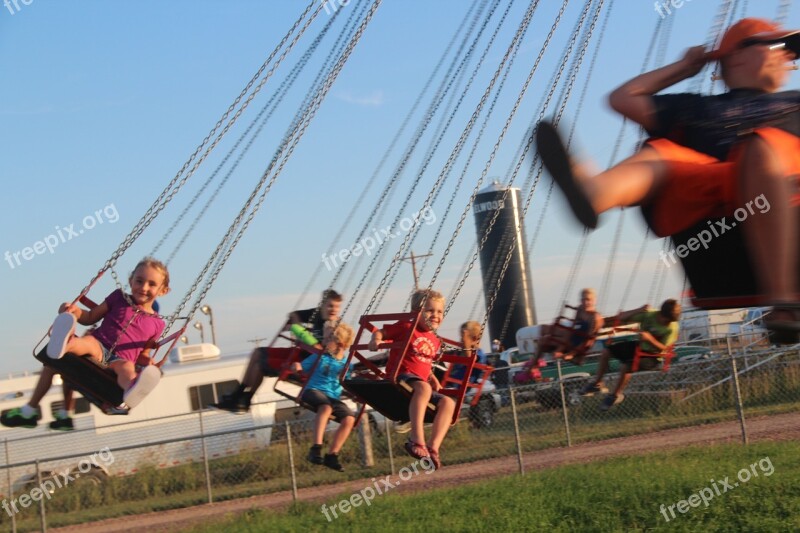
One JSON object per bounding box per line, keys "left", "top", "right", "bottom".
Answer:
{"left": 536, "top": 120, "right": 598, "bottom": 230}
{"left": 426, "top": 446, "right": 441, "bottom": 470}
{"left": 403, "top": 439, "right": 429, "bottom": 460}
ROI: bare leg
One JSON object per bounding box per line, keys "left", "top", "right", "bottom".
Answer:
{"left": 63, "top": 384, "right": 75, "bottom": 412}
{"left": 28, "top": 366, "right": 57, "bottom": 410}
{"left": 583, "top": 147, "right": 668, "bottom": 214}
{"left": 428, "top": 396, "right": 455, "bottom": 452}
{"left": 612, "top": 363, "right": 633, "bottom": 396}
{"left": 591, "top": 348, "right": 612, "bottom": 386}
{"left": 329, "top": 415, "right": 355, "bottom": 454}
{"left": 110, "top": 360, "right": 137, "bottom": 390}
{"left": 312, "top": 405, "right": 333, "bottom": 446}
{"left": 738, "top": 135, "right": 797, "bottom": 303}
{"left": 409, "top": 381, "right": 433, "bottom": 445}
{"left": 241, "top": 349, "right": 264, "bottom": 390}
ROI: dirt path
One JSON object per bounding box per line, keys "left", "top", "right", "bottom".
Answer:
{"left": 51, "top": 412, "right": 800, "bottom": 532}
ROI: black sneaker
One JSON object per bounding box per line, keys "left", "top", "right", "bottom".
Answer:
{"left": 210, "top": 392, "right": 249, "bottom": 414}
{"left": 49, "top": 414, "right": 74, "bottom": 431}
{"left": 600, "top": 393, "right": 624, "bottom": 411}
{"left": 323, "top": 453, "right": 344, "bottom": 472}
{"left": 1, "top": 408, "right": 38, "bottom": 428}
{"left": 308, "top": 445, "right": 323, "bottom": 465}
{"left": 579, "top": 381, "right": 608, "bottom": 397}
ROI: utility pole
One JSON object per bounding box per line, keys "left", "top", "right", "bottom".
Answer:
{"left": 401, "top": 251, "right": 433, "bottom": 289}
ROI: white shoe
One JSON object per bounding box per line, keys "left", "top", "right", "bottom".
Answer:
{"left": 122, "top": 365, "right": 161, "bottom": 408}
{"left": 47, "top": 313, "right": 77, "bottom": 359}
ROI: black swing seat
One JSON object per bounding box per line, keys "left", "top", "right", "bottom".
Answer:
{"left": 670, "top": 212, "right": 800, "bottom": 309}
{"left": 341, "top": 377, "right": 437, "bottom": 423}
{"left": 34, "top": 348, "right": 128, "bottom": 415}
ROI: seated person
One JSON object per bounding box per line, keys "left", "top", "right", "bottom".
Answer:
{"left": 580, "top": 299, "right": 681, "bottom": 411}
{"left": 537, "top": 18, "right": 800, "bottom": 335}
{"left": 533, "top": 288, "right": 603, "bottom": 366}
{"left": 212, "top": 289, "right": 342, "bottom": 413}
{"left": 369, "top": 289, "right": 452, "bottom": 470}
{"left": 446, "top": 321, "right": 487, "bottom": 385}
{"left": 291, "top": 321, "right": 356, "bottom": 473}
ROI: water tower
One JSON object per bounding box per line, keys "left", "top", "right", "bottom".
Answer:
{"left": 472, "top": 182, "right": 536, "bottom": 349}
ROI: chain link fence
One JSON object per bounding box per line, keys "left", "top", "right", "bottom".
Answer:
{"left": 1, "top": 332, "right": 798, "bottom": 532}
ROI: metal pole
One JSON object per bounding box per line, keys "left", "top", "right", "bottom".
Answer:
{"left": 727, "top": 337, "right": 749, "bottom": 445}
{"left": 384, "top": 416, "right": 395, "bottom": 476}
{"left": 358, "top": 413, "right": 374, "bottom": 467}
{"left": 286, "top": 421, "right": 298, "bottom": 501}
{"left": 197, "top": 402, "right": 213, "bottom": 504}
{"left": 35, "top": 459, "right": 46, "bottom": 532}
{"left": 510, "top": 389, "right": 524, "bottom": 475}
{"left": 5, "top": 439, "right": 16, "bottom": 533}
{"left": 557, "top": 360, "right": 572, "bottom": 447}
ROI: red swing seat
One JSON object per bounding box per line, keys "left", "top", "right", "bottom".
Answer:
{"left": 341, "top": 312, "right": 482, "bottom": 424}
{"left": 268, "top": 322, "right": 365, "bottom": 422}
{"left": 631, "top": 344, "right": 675, "bottom": 373}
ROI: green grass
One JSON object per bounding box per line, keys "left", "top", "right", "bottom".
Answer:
{"left": 184, "top": 441, "right": 800, "bottom": 532}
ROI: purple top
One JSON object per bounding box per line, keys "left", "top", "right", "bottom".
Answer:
{"left": 91, "top": 289, "right": 166, "bottom": 363}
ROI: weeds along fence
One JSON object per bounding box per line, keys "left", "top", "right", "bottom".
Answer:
{"left": 1, "top": 342, "right": 799, "bottom": 532}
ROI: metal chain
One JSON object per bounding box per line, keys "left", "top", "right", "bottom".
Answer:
{"left": 340, "top": 0, "right": 502, "bottom": 317}
{"left": 450, "top": 0, "right": 591, "bottom": 332}
{"left": 154, "top": 4, "right": 347, "bottom": 263}
{"left": 163, "top": 0, "right": 383, "bottom": 333}
{"left": 298, "top": 0, "right": 477, "bottom": 312}
{"left": 776, "top": 0, "right": 790, "bottom": 24}
{"left": 440, "top": 0, "right": 559, "bottom": 319}
{"left": 76, "top": 0, "right": 323, "bottom": 304}
{"left": 371, "top": 0, "right": 520, "bottom": 311}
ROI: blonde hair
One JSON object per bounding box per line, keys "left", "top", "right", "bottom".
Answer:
{"left": 326, "top": 320, "right": 355, "bottom": 348}
{"left": 580, "top": 288, "right": 595, "bottom": 299}
{"left": 461, "top": 321, "right": 482, "bottom": 342}
{"left": 410, "top": 289, "right": 445, "bottom": 311}
{"left": 131, "top": 257, "right": 170, "bottom": 289}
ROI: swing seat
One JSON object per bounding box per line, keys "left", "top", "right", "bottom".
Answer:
{"left": 341, "top": 312, "right": 479, "bottom": 424}
{"left": 631, "top": 344, "right": 675, "bottom": 373}
{"left": 34, "top": 348, "right": 128, "bottom": 415}
{"left": 672, "top": 214, "right": 800, "bottom": 309}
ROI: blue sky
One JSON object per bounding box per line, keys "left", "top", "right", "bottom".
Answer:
{"left": 1, "top": 0, "right": 798, "bottom": 376}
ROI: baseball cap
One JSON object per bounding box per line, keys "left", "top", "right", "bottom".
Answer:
{"left": 708, "top": 18, "right": 800, "bottom": 60}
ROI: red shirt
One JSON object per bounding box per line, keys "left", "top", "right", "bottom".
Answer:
{"left": 383, "top": 321, "right": 441, "bottom": 380}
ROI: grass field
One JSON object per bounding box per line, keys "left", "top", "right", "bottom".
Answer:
{"left": 184, "top": 441, "right": 800, "bottom": 532}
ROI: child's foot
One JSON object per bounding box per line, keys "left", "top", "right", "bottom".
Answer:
{"left": 536, "top": 120, "right": 598, "bottom": 229}
{"left": 307, "top": 444, "right": 324, "bottom": 465}
{"left": 426, "top": 446, "right": 441, "bottom": 470}
{"left": 1, "top": 406, "right": 39, "bottom": 428}
{"left": 600, "top": 393, "right": 625, "bottom": 411}
{"left": 579, "top": 381, "right": 607, "bottom": 397}
{"left": 46, "top": 313, "right": 77, "bottom": 359}
{"left": 404, "top": 439, "right": 430, "bottom": 460}
{"left": 49, "top": 412, "right": 74, "bottom": 431}
{"left": 122, "top": 365, "right": 161, "bottom": 408}
{"left": 323, "top": 453, "right": 345, "bottom": 472}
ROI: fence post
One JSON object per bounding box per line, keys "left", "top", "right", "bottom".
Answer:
{"left": 726, "top": 337, "right": 749, "bottom": 444}
{"left": 5, "top": 439, "right": 16, "bottom": 533}
{"left": 197, "top": 404, "right": 213, "bottom": 504}
{"left": 35, "top": 459, "right": 46, "bottom": 532}
{"left": 557, "top": 360, "right": 572, "bottom": 447}
{"left": 358, "top": 413, "right": 374, "bottom": 467}
{"left": 510, "top": 389, "right": 524, "bottom": 475}
{"left": 286, "top": 421, "right": 298, "bottom": 501}
{"left": 384, "top": 416, "right": 395, "bottom": 476}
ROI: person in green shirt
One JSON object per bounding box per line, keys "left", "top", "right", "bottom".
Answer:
{"left": 579, "top": 299, "right": 681, "bottom": 410}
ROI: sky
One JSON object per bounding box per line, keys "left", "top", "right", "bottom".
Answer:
{"left": 1, "top": 0, "right": 798, "bottom": 376}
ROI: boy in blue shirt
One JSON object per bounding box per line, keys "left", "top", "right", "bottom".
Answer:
{"left": 292, "top": 321, "right": 355, "bottom": 472}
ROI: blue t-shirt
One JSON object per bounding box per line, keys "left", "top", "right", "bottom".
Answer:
{"left": 300, "top": 352, "right": 349, "bottom": 400}
{"left": 449, "top": 348, "right": 487, "bottom": 383}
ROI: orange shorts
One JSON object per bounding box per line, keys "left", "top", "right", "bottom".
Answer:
{"left": 641, "top": 127, "right": 800, "bottom": 237}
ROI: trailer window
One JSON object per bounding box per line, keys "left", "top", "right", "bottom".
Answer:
{"left": 189, "top": 380, "right": 240, "bottom": 411}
